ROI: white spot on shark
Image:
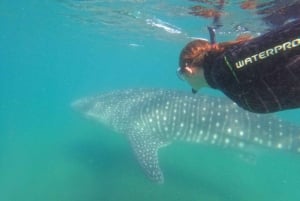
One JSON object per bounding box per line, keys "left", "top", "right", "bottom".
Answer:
{"left": 239, "top": 131, "right": 244, "bottom": 136}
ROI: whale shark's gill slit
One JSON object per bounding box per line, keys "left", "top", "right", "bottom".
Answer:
{"left": 140, "top": 100, "right": 152, "bottom": 133}
{"left": 186, "top": 96, "right": 195, "bottom": 140}
{"left": 245, "top": 111, "right": 252, "bottom": 141}
{"left": 207, "top": 101, "right": 215, "bottom": 144}
{"left": 220, "top": 114, "right": 229, "bottom": 146}
{"left": 284, "top": 125, "right": 297, "bottom": 151}
{"left": 238, "top": 110, "right": 247, "bottom": 142}
{"left": 288, "top": 127, "right": 294, "bottom": 150}
{"left": 167, "top": 97, "right": 176, "bottom": 136}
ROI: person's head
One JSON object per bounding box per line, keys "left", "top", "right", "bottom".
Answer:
{"left": 177, "top": 35, "right": 251, "bottom": 93}
{"left": 177, "top": 39, "right": 212, "bottom": 93}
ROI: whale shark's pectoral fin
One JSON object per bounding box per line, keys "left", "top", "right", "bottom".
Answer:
{"left": 128, "top": 127, "right": 168, "bottom": 184}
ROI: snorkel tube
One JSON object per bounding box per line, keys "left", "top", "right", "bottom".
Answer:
{"left": 208, "top": 0, "right": 223, "bottom": 45}
{"left": 207, "top": 26, "right": 216, "bottom": 45}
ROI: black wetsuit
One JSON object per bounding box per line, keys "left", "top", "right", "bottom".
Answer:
{"left": 203, "top": 19, "right": 300, "bottom": 113}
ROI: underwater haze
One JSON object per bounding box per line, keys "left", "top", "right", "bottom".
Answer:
{"left": 1, "top": 0, "right": 300, "bottom": 201}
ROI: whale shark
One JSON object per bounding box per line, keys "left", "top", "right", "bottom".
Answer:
{"left": 71, "top": 88, "right": 300, "bottom": 183}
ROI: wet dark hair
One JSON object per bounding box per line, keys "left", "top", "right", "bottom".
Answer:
{"left": 179, "top": 39, "right": 211, "bottom": 69}
{"left": 179, "top": 35, "right": 251, "bottom": 70}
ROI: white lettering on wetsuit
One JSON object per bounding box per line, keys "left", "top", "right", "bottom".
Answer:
{"left": 235, "top": 38, "right": 300, "bottom": 69}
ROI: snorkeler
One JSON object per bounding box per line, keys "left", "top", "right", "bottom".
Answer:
{"left": 177, "top": 19, "right": 300, "bottom": 113}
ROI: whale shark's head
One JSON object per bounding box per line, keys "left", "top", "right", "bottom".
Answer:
{"left": 71, "top": 94, "right": 117, "bottom": 127}
{"left": 71, "top": 89, "right": 148, "bottom": 131}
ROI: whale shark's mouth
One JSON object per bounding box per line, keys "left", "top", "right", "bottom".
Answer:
{"left": 71, "top": 98, "right": 92, "bottom": 112}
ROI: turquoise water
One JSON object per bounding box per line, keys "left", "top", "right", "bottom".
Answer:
{"left": 1, "top": 1, "right": 300, "bottom": 201}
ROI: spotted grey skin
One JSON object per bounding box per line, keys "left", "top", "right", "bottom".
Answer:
{"left": 71, "top": 88, "right": 300, "bottom": 183}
